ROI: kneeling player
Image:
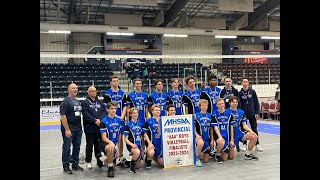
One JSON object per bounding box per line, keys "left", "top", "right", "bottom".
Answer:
{"left": 228, "top": 96, "right": 258, "bottom": 160}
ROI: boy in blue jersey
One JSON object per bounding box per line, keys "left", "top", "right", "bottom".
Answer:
{"left": 149, "top": 79, "right": 168, "bottom": 117}
{"left": 183, "top": 76, "right": 201, "bottom": 114}
{"left": 98, "top": 102, "right": 122, "bottom": 177}
{"left": 193, "top": 99, "right": 215, "bottom": 166}
{"left": 211, "top": 98, "right": 235, "bottom": 163}
{"left": 200, "top": 75, "right": 221, "bottom": 114}
{"left": 126, "top": 78, "right": 152, "bottom": 124}
{"left": 143, "top": 104, "right": 164, "bottom": 168}
{"left": 167, "top": 78, "right": 184, "bottom": 115}
{"left": 228, "top": 96, "right": 258, "bottom": 160}
{"left": 103, "top": 75, "right": 127, "bottom": 165}
{"left": 124, "top": 108, "right": 145, "bottom": 173}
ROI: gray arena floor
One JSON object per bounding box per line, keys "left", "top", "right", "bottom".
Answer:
{"left": 40, "top": 121, "right": 280, "bottom": 180}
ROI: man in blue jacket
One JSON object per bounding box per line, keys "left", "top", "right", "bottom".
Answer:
{"left": 238, "top": 78, "right": 263, "bottom": 152}
{"left": 81, "top": 86, "right": 106, "bottom": 169}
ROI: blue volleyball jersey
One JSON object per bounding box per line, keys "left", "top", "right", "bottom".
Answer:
{"left": 143, "top": 117, "right": 162, "bottom": 147}
{"left": 149, "top": 91, "right": 168, "bottom": 116}
{"left": 127, "top": 91, "right": 150, "bottom": 121}
{"left": 183, "top": 89, "right": 201, "bottom": 114}
{"left": 194, "top": 112, "right": 213, "bottom": 141}
{"left": 201, "top": 86, "right": 221, "bottom": 114}
{"left": 123, "top": 120, "right": 144, "bottom": 147}
{"left": 103, "top": 89, "right": 127, "bottom": 117}
{"left": 100, "top": 115, "right": 122, "bottom": 145}
{"left": 228, "top": 108, "right": 247, "bottom": 136}
{"left": 211, "top": 109, "right": 235, "bottom": 141}
{"left": 167, "top": 90, "right": 183, "bottom": 115}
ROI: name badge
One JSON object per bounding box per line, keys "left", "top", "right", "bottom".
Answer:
{"left": 75, "top": 111, "right": 80, "bottom": 116}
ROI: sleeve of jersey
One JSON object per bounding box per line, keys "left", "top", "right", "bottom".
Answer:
{"left": 122, "top": 94, "right": 128, "bottom": 107}
{"left": 240, "top": 114, "right": 247, "bottom": 123}
{"left": 147, "top": 95, "right": 153, "bottom": 106}
{"left": 126, "top": 95, "right": 133, "bottom": 107}
{"left": 167, "top": 95, "right": 173, "bottom": 105}
{"left": 103, "top": 94, "right": 111, "bottom": 105}
{"left": 100, "top": 121, "right": 107, "bottom": 133}
{"left": 230, "top": 115, "right": 236, "bottom": 125}
{"left": 182, "top": 95, "right": 189, "bottom": 106}
{"left": 142, "top": 122, "right": 149, "bottom": 134}
{"left": 211, "top": 115, "right": 218, "bottom": 127}
{"left": 123, "top": 125, "right": 130, "bottom": 136}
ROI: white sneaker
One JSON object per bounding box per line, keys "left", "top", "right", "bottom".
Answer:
{"left": 99, "top": 155, "right": 107, "bottom": 162}
{"left": 116, "top": 156, "right": 125, "bottom": 166}
{"left": 255, "top": 144, "right": 263, "bottom": 152}
{"left": 241, "top": 145, "right": 247, "bottom": 151}
{"left": 86, "top": 162, "right": 93, "bottom": 169}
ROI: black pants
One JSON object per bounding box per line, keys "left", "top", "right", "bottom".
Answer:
{"left": 243, "top": 117, "right": 259, "bottom": 145}
{"left": 85, "top": 132, "right": 102, "bottom": 163}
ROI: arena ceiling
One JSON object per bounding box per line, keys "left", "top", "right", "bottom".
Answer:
{"left": 40, "top": 0, "right": 280, "bottom": 30}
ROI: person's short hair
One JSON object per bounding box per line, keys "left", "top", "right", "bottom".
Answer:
{"left": 208, "top": 75, "right": 217, "bottom": 82}
{"left": 154, "top": 79, "right": 163, "bottom": 86}
{"left": 107, "top": 102, "right": 117, "bottom": 109}
{"left": 129, "top": 107, "right": 139, "bottom": 115}
{"left": 151, "top": 104, "right": 161, "bottom": 111}
{"left": 110, "top": 75, "right": 118, "bottom": 82}
{"left": 215, "top": 98, "right": 225, "bottom": 104}
{"left": 199, "top": 99, "right": 209, "bottom": 106}
{"left": 228, "top": 96, "right": 239, "bottom": 103}
{"left": 133, "top": 78, "right": 142, "bottom": 84}
{"left": 242, "top": 78, "right": 249, "bottom": 82}
{"left": 171, "top": 78, "right": 179, "bottom": 83}
{"left": 224, "top": 76, "right": 232, "bottom": 82}
{"left": 166, "top": 104, "right": 175, "bottom": 111}
{"left": 185, "top": 76, "right": 195, "bottom": 84}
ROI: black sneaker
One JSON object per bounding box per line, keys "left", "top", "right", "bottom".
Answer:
{"left": 244, "top": 154, "right": 259, "bottom": 160}
{"left": 209, "top": 149, "right": 216, "bottom": 156}
{"left": 107, "top": 167, "right": 115, "bottom": 177}
{"left": 63, "top": 166, "right": 73, "bottom": 174}
{"left": 72, "top": 165, "right": 84, "bottom": 171}
{"left": 215, "top": 155, "right": 222, "bottom": 164}
{"left": 146, "top": 160, "right": 152, "bottom": 169}
{"left": 236, "top": 145, "right": 241, "bottom": 152}
{"left": 97, "top": 159, "right": 103, "bottom": 168}
{"left": 129, "top": 166, "right": 136, "bottom": 173}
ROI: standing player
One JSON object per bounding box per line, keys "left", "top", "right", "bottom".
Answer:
{"left": 149, "top": 79, "right": 168, "bottom": 117}
{"left": 220, "top": 77, "right": 239, "bottom": 109}
{"left": 143, "top": 104, "right": 164, "bottom": 168}
{"left": 167, "top": 78, "right": 184, "bottom": 115}
{"left": 201, "top": 75, "right": 221, "bottom": 114}
{"left": 183, "top": 76, "right": 201, "bottom": 114}
{"left": 193, "top": 99, "right": 215, "bottom": 166}
{"left": 228, "top": 96, "right": 259, "bottom": 160}
{"left": 99, "top": 102, "right": 122, "bottom": 177}
{"left": 238, "top": 78, "right": 263, "bottom": 152}
{"left": 211, "top": 98, "right": 235, "bottom": 163}
{"left": 126, "top": 78, "right": 151, "bottom": 124}
{"left": 103, "top": 75, "right": 127, "bottom": 165}
{"left": 124, "top": 108, "right": 145, "bottom": 173}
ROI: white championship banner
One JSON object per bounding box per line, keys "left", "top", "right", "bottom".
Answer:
{"left": 161, "top": 114, "right": 196, "bottom": 168}
{"left": 40, "top": 107, "right": 60, "bottom": 122}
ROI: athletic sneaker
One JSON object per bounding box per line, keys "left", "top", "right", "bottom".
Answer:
{"left": 215, "top": 155, "right": 222, "bottom": 164}
{"left": 116, "top": 156, "right": 125, "bottom": 166}
{"left": 244, "top": 154, "right": 259, "bottom": 160}
{"left": 241, "top": 145, "right": 247, "bottom": 151}
{"left": 209, "top": 148, "right": 216, "bottom": 156}
{"left": 86, "top": 162, "right": 93, "bottom": 169}
{"left": 195, "top": 159, "right": 203, "bottom": 167}
{"left": 146, "top": 160, "right": 152, "bottom": 169}
{"left": 97, "top": 159, "right": 103, "bottom": 168}
{"left": 255, "top": 144, "right": 263, "bottom": 152}
{"left": 72, "top": 165, "right": 84, "bottom": 171}
{"left": 63, "top": 166, "right": 73, "bottom": 174}
{"left": 107, "top": 167, "right": 115, "bottom": 177}
{"left": 129, "top": 166, "right": 136, "bottom": 173}
{"left": 236, "top": 145, "right": 241, "bottom": 152}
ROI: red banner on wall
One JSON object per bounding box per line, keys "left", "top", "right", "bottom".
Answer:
{"left": 244, "top": 57, "right": 268, "bottom": 63}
